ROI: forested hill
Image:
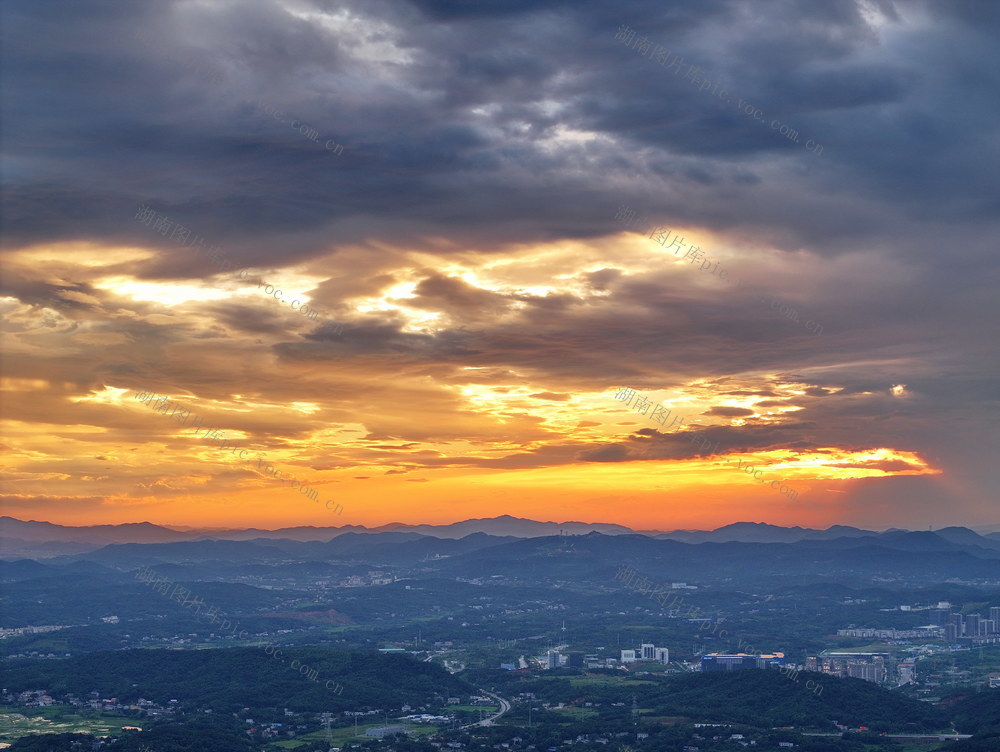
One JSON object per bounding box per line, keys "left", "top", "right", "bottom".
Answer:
{"left": 2, "top": 648, "right": 470, "bottom": 713}
{"left": 488, "top": 668, "right": 947, "bottom": 732}
{"left": 648, "top": 670, "right": 946, "bottom": 730}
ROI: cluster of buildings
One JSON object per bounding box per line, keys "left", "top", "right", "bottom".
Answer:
{"left": 9, "top": 689, "right": 56, "bottom": 707}
{"left": 538, "top": 650, "right": 588, "bottom": 669}
{"left": 862, "top": 604, "right": 1000, "bottom": 644}
{"left": 700, "top": 652, "right": 785, "bottom": 672}
{"left": 340, "top": 571, "right": 397, "bottom": 587}
{"left": 1, "top": 688, "right": 181, "bottom": 716}
{"left": 836, "top": 627, "right": 942, "bottom": 640}
{"left": 944, "top": 607, "right": 1000, "bottom": 643}
{"left": 620, "top": 643, "right": 670, "bottom": 665}
{"left": 694, "top": 650, "right": 898, "bottom": 686}
{"left": 806, "top": 653, "right": 891, "bottom": 683}
{"left": 0, "top": 624, "right": 70, "bottom": 639}
{"left": 401, "top": 714, "right": 453, "bottom": 724}
{"left": 522, "top": 644, "right": 671, "bottom": 670}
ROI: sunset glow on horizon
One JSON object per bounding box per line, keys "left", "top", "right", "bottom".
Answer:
{"left": 1, "top": 0, "right": 995, "bottom": 533}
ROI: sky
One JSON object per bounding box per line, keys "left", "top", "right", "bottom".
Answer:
{"left": 1, "top": 0, "right": 998, "bottom": 531}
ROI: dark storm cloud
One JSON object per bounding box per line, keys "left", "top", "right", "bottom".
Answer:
{"left": 578, "top": 421, "right": 814, "bottom": 465}
{"left": 0, "top": 495, "right": 108, "bottom": 510}
{"left": 412, "top": 273, "right": 507, "bottom": 313}
{"left": 579, "top": 444, "right": 631, "bottom": 463}
{"left": 585, "top": 269, "right": 623, "bottom": 291}
{"left": 4, "top": 0, "right": 998, "bottom": 278}
{"left": 529, "top": 392, "right": 571, "bottom": 401}
{"left": 803, "top": 387, "right": 834, "bottom": 397}
{"left": 0, "top": 273, "right": 99, "bottom": 314}
{"left": 705, "top": 406, "right": 755, "bottom": 418}
{"left": 402, "top": 0, "right": 570, "bottom": 21}
{"left": 204, "top": 302, "right": 301, "bottom": 337}
{"left": 288, "top": 319, "right": 487, "bottom": 360}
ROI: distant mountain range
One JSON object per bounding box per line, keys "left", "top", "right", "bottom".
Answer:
{"left": 2, "top": 514, "right": 999, "bottom": 561}
{"left": 4, "top": 528, "right": 1000, "bottom": 597}
{"left": 652, "top": 521, "right": 879, "bottom": 544}
{"left": 0, "top": 514, "right": 633, "bottom": 549}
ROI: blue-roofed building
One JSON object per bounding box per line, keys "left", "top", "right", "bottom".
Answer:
{"left": 700, "top": 652, "right": 785, "bottom": 672}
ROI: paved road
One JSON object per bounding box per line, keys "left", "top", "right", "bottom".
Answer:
{"left": 423, "top": 651, "right": 511, "bottom": 729}
{"left": 460, "top": 689, "right": 511, "bottom": 729}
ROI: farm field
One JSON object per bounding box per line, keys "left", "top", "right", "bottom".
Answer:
{"left": 0, "top": 709, "right": 137, "bottom": 745}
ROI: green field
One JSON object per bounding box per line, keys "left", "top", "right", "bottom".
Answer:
{"left": 280, "top": 722, "right": 439, "bottom": 748}
{"left": 445, "top": 704, "right": 498, "bottom": 712}
{"left": 548, "top": 707, "right": 599, "bottom": 719}
{"left": 559, "top": 675, "right": 657, "bottom": 687}
{"left": 0, "top": 709, "right": 138, "bottom": 743}
{"left": 644, "top": 715, "right": 692, "bottom": 725}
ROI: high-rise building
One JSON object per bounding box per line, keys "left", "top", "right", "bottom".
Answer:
{"left": 945, "top": 623, "right": 960, "bottom": 642}
{"left": 966, "top": 614, "right": 981, "bottom": 637}
{"left": 654, "top": 647, "right": 670, "bottom": 665}
{"left": 641, "top": 643, "right": 656, "bottom": 660}
{"left": 816, "top": 653, "right": 890, "bottom": 684}
{"left": 990, "top": 607, "right": 1000, "bottom": 628}
{"left": 947, "top": 613, "right": 964, "bottom": 636}
{"left": 846, "top": 659, "right": 887, "bottom": 683}
{"left": 898, "top": 660, "right": 916, "bottom": 684}
{"left": 546, "top": 651, "right": 561, "bottom": 669}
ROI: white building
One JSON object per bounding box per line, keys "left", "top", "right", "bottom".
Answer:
{"left": 620, "top": 649, "right": 637, "bottom": 664}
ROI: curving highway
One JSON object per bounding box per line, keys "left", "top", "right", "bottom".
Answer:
{"left": 460, "top": 689, "right": 511, "bottom": 729}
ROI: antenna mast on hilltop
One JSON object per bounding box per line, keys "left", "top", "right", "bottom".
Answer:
{"left": 321, "top": 713, "right": 333, "bottom": 744}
